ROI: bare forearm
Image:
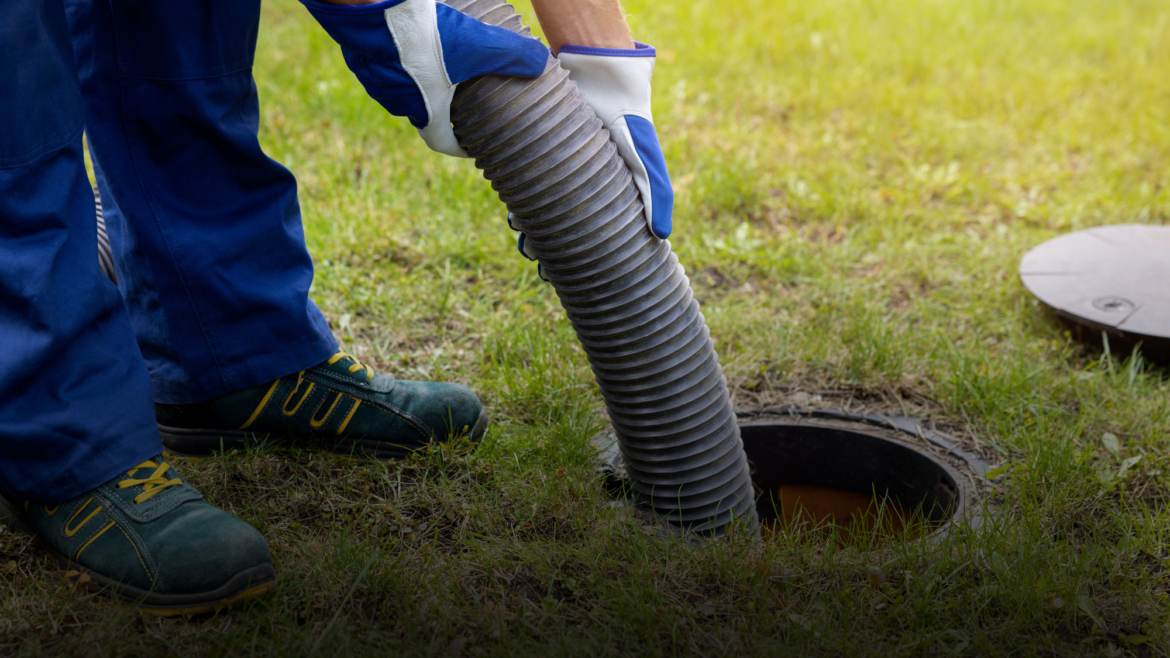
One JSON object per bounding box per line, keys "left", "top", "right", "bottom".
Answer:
{"left": 318, "top": 0, "right": 634, "bottom": 54}
{"left": 529, "top": 0, "right": 633, "bottom": 54}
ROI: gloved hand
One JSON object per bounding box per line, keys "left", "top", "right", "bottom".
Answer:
{"left": 508, "top": 41, "right": 674, "bottom": 281}
{"left": 559, "top": 42, "right": 674, "bottom": 240}
{"left": 302, "top": 0, "right": 549, "bottom": 157}
{"left": 508, "top": 211, "right": 547, "bottom": 282}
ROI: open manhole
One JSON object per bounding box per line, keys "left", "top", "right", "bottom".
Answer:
{"left": 597, "top": 410, "right": 990, "bottom": 544}
{"left": 741, "top": 415, "right": 979, "bottom": 544}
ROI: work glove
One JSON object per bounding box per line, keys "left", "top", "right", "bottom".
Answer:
{"left": 302, "top": 0, "right": 548, "bottom": 157}
{"left": 509, "top": 42, "right": 674, "bottom": 281}
{"left": 559, "top": 42, "right": 674, "bottom": 240}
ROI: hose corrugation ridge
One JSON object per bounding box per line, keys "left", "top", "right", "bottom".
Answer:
{"left": 444, "top": 0, "right": 758, "bottom": 538}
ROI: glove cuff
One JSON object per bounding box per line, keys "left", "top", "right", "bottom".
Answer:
{"left": 556, "top": 43, "right": 655, "bottom": 130}
{"left": 558, "top": 42, "right": 656, "bottom": 58}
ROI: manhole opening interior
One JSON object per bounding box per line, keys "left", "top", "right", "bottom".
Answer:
{"left": 739, "top": 420, "right": 967, "bottom": 542}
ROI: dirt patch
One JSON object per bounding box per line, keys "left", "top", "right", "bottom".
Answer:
{"left": 728, "top": 377, "right": 997, "bottom": 468}
{"left": 731, "top": 380, "right": 944, "bottom": 418}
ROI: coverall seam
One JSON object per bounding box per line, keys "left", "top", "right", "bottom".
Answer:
{"left": 105, "top": 0, "right": 231, "bottom": 394}
{"left": 0, "top": 123, "right": 85, "bottom": 171}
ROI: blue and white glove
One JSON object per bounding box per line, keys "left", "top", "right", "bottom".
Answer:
{"left": 302, "top": 0, "right": 548, "bottom": 157}
{"left": 559, "top": 42, "right": 674, "bottom": 240}
{"left": 510, "top": 42, "right": 674, "bottom": 279}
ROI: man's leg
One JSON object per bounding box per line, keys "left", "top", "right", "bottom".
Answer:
{"left": 0, "top": 0, "right": 275, "bottom": 615}
{"left": 66, "top": 0, "right": 486, "bottom": 458}
{"left": 65, "top": 0, "right": 337, "bottom": 405}
{"left": 0, "top": 0, "right": 158, "bottom": 502}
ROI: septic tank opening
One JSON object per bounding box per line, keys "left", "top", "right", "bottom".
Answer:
{"left": 739, "top": 416, "right": 972, "bottom": 545}
{"left": 596, "top": 409, "right": 986, "bottom": 544}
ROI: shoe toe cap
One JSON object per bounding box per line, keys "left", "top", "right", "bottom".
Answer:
{"left": 413, "top": 382, "right": 485, "bottom": 441}
{"left": 152, "top": 502, "right": 273, "bottom": 595}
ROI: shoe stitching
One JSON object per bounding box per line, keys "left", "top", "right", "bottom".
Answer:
{"left": 303, "top": 373, "right": 431, "bottom": 439}
{"left": 336, "top": 398, "right": 361, "bottom": 436}
{"left": 211, "top": 368, "right": 444, "bottom": 443}
{"left": 111, "top": 519, "right": 156, "bottom": 590}
{"left": 353, "top": 403, "right": 434, "bottom": 442}
{"left": 27, "top": 500, "right": 48, "bottom": 521}
{"left": 96, "top": 494, "right": 159, "bottom": 585}
{"left": 99, "top": 481, "right": 198, "bottom": 523}
{"left": 57, "top": 497, "right": 89, "bottom": 532}
{"left": 69, "top": 509, "right": 112, "bottom": 555}
{"left": 324, "top": 383, "right": 428, "bottom": 439}
{"left": 239, "top": 378, "right": 283, "bottom": 430}
{"left": 63, "top": 499, "right": 103, "bottom": 538}
{"left": 282, "top": 380, "right": 315, "bottom": 416}
{"left": 309, "top": 391, "right": 345, "bottom": 429}
{"left": 74, "top": 520, "right": 116, "bottom": 561}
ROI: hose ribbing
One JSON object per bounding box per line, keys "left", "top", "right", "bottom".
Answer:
{"left": 444, "top": 0, "right": 758, "bottom": 537}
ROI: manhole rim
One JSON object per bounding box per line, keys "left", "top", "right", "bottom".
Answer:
{"left": 736, "top": 415, "right": 982, "bottom": 542}
{"left": 594, "top": 408, "right": 992, "bottom": 542}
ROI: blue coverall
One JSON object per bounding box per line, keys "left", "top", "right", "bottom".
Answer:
{"left": 1, "top": 0, "right": 336, "bottom": 502}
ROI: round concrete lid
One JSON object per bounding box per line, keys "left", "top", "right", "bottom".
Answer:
{"left": 1020, "top": 225, "right": 1170, "bottom": 343}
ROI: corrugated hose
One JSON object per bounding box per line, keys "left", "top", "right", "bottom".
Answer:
{"left": 444, "top": 0, "right": 759, "bottom": 537}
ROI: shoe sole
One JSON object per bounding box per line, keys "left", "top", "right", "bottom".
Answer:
{"left": 0, "top": 497, "right": 275, "bottom": 616}
{"left": 159, "top": 408, "right": 490, "bottom": 460}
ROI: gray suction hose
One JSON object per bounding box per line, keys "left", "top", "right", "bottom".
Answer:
{"left": 444, "top": 0, "right": 759, "bottom": 537}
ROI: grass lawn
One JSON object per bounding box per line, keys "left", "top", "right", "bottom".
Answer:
{"left": 4, "top": 0, "right": 1170, "bottom": 654}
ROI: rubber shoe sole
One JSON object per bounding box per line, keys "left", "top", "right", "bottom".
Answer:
{"left": 0, "top": 496, "right": 275, "bottom": 616}
{"left": 160, "top": 408, "right": 490, "bottom": 460}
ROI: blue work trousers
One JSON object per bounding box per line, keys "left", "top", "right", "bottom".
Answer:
{"left": 1, "top": 0, "right": 335, "bottom": 501}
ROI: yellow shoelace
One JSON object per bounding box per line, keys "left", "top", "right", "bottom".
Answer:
{"left": 116, "top": 461, "right": 183, "bottom": 504}
{"left": 328, "top": 349, "right": 375, "bottom": 381}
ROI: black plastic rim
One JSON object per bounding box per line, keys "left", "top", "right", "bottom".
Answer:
{"left": 739, "top": 417, "right": 970, "bottom": 530}
{"left": 596, "top": 409, "right": 986, "bottom": 539}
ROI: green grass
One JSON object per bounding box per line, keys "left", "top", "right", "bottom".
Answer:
{"left": 4, "top": 0, "right": 1170, "bottom": 654}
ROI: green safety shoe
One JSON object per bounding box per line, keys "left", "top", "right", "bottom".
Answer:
{"left": 0, "top": 458, "right": 275, "bottom": 616}
{"left": 157, "top": 350, "right": 488, "bottom": 459}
